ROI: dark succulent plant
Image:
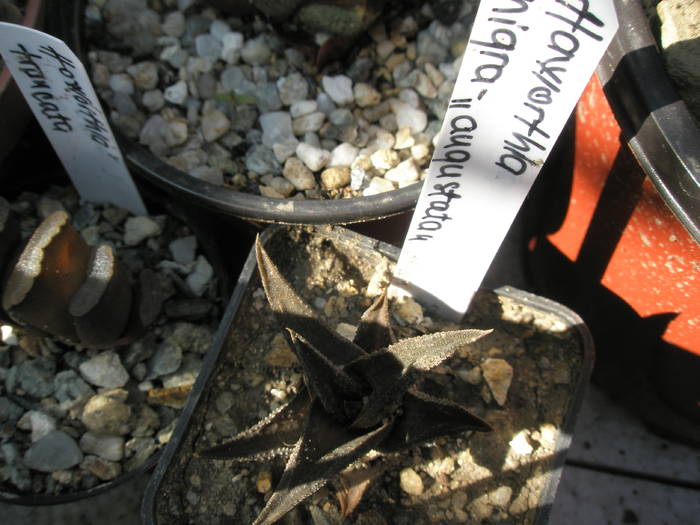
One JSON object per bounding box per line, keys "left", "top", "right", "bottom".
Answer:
{"left": 0, "top": 196, "right": 156, "bottom": 348}
{"left": 196, "top": 236, "right": 492, "bottom": 525}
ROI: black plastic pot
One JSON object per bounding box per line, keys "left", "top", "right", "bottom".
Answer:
{"left": 598, "top": 0, "right": 700, "bottom": 243}
{"left": 141, "top": 224, "right": 594, "bottom": 525}
{"left": 50, "top": 1, "right": 421, "bottom": 227}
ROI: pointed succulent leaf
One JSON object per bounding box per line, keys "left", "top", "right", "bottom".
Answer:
{"left": 197, "top": 389, "right": 311, "bottom": 461}
{"left": 379, "top": 389, "right": 492, "bottom": 453}
{"left": 288, "top": 330, "right": 367, "bottom": 422}
{"left": 255, "top": 237, "right": 366, "bottom": 366}
{"left": 387, "top": 329, "right": 492, "bottom": 373}
{"left": 352, "top": 289, "right": 396, "bottom": 353}
{"left": 346, "top": 329, "right": 491, "bottom": 429}
{"left": 252, "top": 398, "right": 392, "bottom": 525}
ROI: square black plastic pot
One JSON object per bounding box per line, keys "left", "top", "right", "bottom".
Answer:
{"left": 141, "top": 224, "right": 594, "bottom": 525}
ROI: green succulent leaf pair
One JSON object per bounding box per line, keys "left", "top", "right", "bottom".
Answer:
{"left": 196, "top": 236, "right": 492, "bottom": 525}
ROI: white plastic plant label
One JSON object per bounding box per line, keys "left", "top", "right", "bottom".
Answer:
{"left": 392, "top": 0, "right": 618, "bottom": 320}
{"left": 0, "top": 23, "right": 147, "bottom": 216}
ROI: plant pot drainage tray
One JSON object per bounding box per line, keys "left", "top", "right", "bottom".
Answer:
{"left": 146, "top": 225, "right": 593, "bottom": 525}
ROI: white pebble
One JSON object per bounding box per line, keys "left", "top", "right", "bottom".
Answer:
{"left": 322, "top": 75, "right": 354, "bottom": 106}
{"left": 164, "top": 80, "right": 188, "bottom": 105}
{"left": 296, "top": 143, "right": 331, "bottom": 172}
{"left": 186, "top": 256, "right": 214, "bottom": 296}
{"left": 124, "top": 216, "right": 162, "bottom": 246}
{"left": 362, "top": 177, "right": 396, "bottom": 196}
{"left": 329, "top": 142, "right": 359, "bottom": 167}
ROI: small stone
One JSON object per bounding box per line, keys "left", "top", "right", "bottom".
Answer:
{"left": 162, "top": 11, "right": 185, "bottom": 37}
{"left": 390, "top": 99, "right": 427, "bottom": 133}
{"left": 259, "top": 111, "right": 296, "bottom": 149}
{"left": 164, "top": 119, "right": 189, "bottom": 147}
{"left": 148, "top": 343, "right": 183, "bottom": 379}
{"left": 290, "top": 100, "right": 318, "bottom": 118}
{"left": 7, "top": 357, "right": 56, "bottom": 398}
{"left": 81, "top": 391, "right": 131, "bottom": 436}
{"left": 162, "top": 353, "right": 202, "bottom": 388}
{"left": 256, "top": 470, "right": 273, "bottom": 493}
{"left": 147, "top": 385, "right": 192, "bottom": 409}
{"left": 265, "top": 333, "right": 298, "bottom": 368}
{"left": 17, "top": 410, "right": 56, "bottom": 443}
{"left": 384, "top": 158, "right": 421, "bottom": 187}
{"left": 109, "top": 73, "right": 134, "bottom": 95}
{"left": 1, "top": 324, "right": 17, "bottom": 345}
{"left": 81, "top": 455, "right": 121, "bottom": 481}
{"left": 190, "top": 166, "right": 224, "bottom": 185}
{"left": 160, "top": 45, "right": 188, "bottom": 69}
{"left": 215, "top": 391, "right": 236, "bottom": 414}
{"left": 370, "top": 148, "right": 401, "bottom": 171}
{"left": 277, "top": 72, "right": 309, "bottom": 106}
{"left": 23, "top": 431, "right": 83, "bottom": 472}
{"left": 124, "top": 216, "right": 161, "bottom": 246}
{"left": 186, "top": 255, "right": 214, "bottom": 296}
{"left": 53, "top": 370, "right": 94, "bottom": 407}
{"left": 320, "top": 167, "right": 351, "bottom": 190}
{"left": 362, "top": 176, "right": 395, "bottom": 196}
{"left": 142, "top": 89, "right": 165, "bottom": 112}
{"left": 267, "top": 176, "right": 295, "bottom": 197}
{"left": 126, "top": 61, "right": 158, "bottom": 91}
{"left": 353, "top": 82, "right": 381, "bottom": 107}
{"left": 322, "top": 75, "right": 354, "bottom": 106}
{"left": 79, "top": 351, "right": 129, "bottom": 389}
{"left": 221, "top": 31, "right": 244, "bottom": 63}
{"left": 509, "top": 431, "right": 534, "bottom": 456}
{"left": 195, "top": 34, "right": 222, "bottom": 61}
{"left": 394, "top": 127, "right": 415, "bottom": 149}
{"left": 79, "top": 432, "right": 124, "bottom": 462}
{"left": 481, "top": 358, "right": 514, "bottom": 407}
{"left": 335, "top": 322, "right": 357, "bottom": 341}
{"left": 169, "top": 235, "right": 197, "bottom": 264}
{"left": 457, "top": 366, "right": 482, "bottom": 385}
{"left": 246, "top": 144, "right": 281, "bottom": 175}
{"left": 293, "top": 112, "right": 326, "bottom": 135}
{"left": 396, "top": 297, "right": 424, "bottom": 324}
{"left": 164, "top": 80, "right": 188, "bottom": 105}
{"left": 329, "top": 142, "right": 359, "bottom": 167}
{"left": 124, "top": 437, "right": 157, "bottom": 471}
{"left": 259, "top": 185, "right": 285, "bottom": 198}
{"left": 399, "top": 467, "right": 424, "bottom": 496}
{"left": 410, "top": 143, "right": 431, "bottom": 164}
{"left": 296, "top": 143, "right": 331, "bottom": 172}
{"left": 201, "top": 109, "right": 231, "bottom": 142}
{"left": 241, "top": 35, "right": 271, "bottom": 65}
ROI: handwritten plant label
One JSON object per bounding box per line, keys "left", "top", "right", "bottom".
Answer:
{"left": 392, "top": 0, "right": 618, "bottom": 320}
{"left": 0, "top": 23, "right": 147, "bottom": 216}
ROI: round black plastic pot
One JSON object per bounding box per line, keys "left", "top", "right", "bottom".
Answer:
{"left": 50, "top": 1, "right": 421, "bottom": 226}
{"left": 598, "top": 0, "right": 700, "bottom": 242}
{"left": 141, "top": 224, "right": 594, "bottom": 525}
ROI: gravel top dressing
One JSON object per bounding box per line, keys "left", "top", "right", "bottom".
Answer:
{"left": 85, "top": 0, "right": 479, "bottom": 201}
